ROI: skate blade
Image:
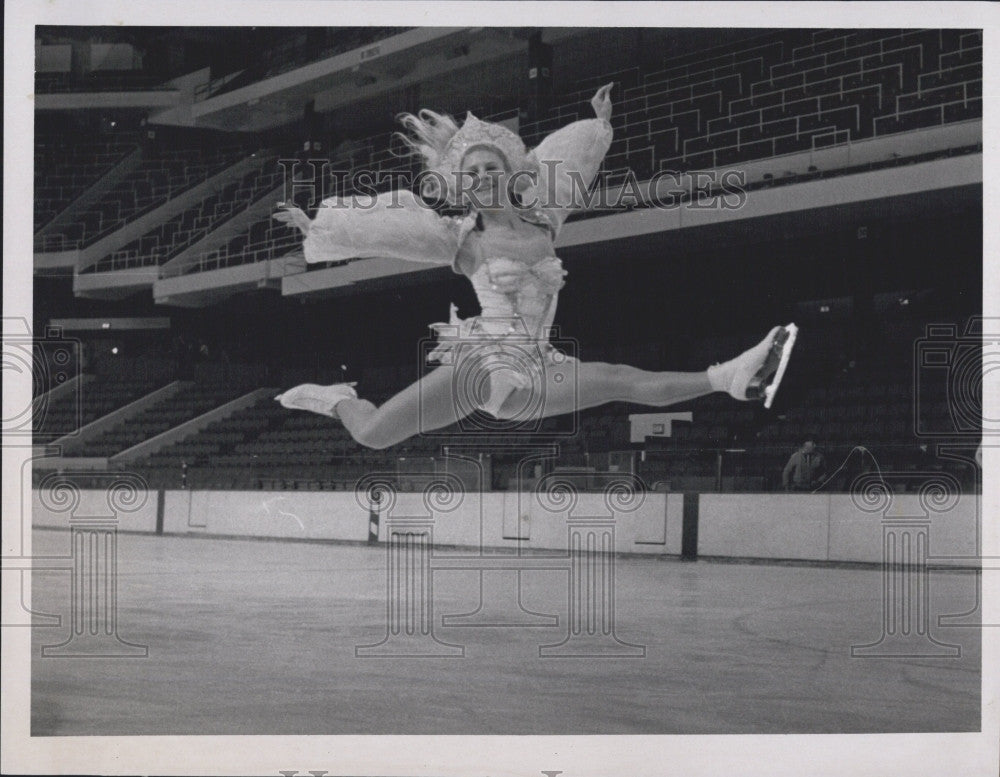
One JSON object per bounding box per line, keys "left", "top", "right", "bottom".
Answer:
{"left": 762, "top": 323, "right": 798, "bottom": 409}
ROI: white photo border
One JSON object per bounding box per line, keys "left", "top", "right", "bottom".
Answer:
{"left": 4, "top": 2, "right": 998, "bottom": 775}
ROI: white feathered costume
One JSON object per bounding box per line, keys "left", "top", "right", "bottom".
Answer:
{"left": 276, "top": 87, "right": 613, "bottom": 416}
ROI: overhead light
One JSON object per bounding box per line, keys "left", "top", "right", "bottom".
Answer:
{"left": 819, "top": 305, "right": 830, "bottom": 313}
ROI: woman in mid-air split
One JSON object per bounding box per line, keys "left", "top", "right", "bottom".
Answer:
{"left": 274, "top": 84, "right": 797, "bottom": 449}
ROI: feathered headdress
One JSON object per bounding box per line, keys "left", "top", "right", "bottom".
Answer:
{"left": 397, "top": 110, "right": 538, "bottom": 204}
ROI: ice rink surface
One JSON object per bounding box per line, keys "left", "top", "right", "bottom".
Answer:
{"left": 30, "top": 528, "right": 980, "bottom": 735}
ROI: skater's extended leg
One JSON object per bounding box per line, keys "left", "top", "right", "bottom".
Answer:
{"left": 508, "top": 361, "right": 714, "bottom": 419}
{"left": 278, "top": 366, "right": 466, "bottom": 449}
{"left": 497, "top": 325, "right": 797, "bottom": 419}
{"left": 281, "top": 326, "right": 798, "bottom": 444}
{"left": 336, "top": 366, "right": 466, "bottom": 449}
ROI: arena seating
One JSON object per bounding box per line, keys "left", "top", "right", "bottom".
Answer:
{"left": 84, "top": 155, "right": 284, "bottom": 273}
{"left": 79, "top": 375, "right": 259, "bottom": 458}
{"left": 31, "top": 296, "right": 980, "bottom": 492}
{"left": 637, "top": 311, "right": 978, "bottom": 491}
{"left": 33, "top": 357, "right": 171, "bottom": 442}
{"left": 125, "top": 397, "right": 284, "bottom": 488}
{"left": 165, "top": 28, "right": 981, "bottom": 277}
{"left": 565, "top": 28, "right": 981, "bottom": 179}
{"left": 173, "top": 137, "right": 425, "bottom": 275}
{"left": 33, "top": 133, "right": 139, "bottom": 232}
{"left": 32, "top": 29, "right": 981, "bottom": 269}
{"left": 30, "top": 29, "right": 982, "bottom": 493}
{"left": 172, "top": 189, "right": 311, "bottom": 275}
{"left": 36, "top": 141, "right": 251, "bottom": 253}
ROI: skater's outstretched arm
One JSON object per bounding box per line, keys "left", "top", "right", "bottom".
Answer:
{"left": 523, "top": 82, "right": 615, "bottom": 235}
{"left": 273, "top": 189, "right": 475, "bottom": 268}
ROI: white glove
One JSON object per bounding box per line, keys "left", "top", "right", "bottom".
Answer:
{"left": 591, "top": 82, "right": 614, "bottom": 122}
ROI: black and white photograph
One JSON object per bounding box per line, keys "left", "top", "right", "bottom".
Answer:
{"left": 3, "top": 1, "right": 998, "bottom": 775}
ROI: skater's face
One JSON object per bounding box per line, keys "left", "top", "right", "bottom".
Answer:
{"left": 459, "top": 148, "right": 512, "bottom": 210}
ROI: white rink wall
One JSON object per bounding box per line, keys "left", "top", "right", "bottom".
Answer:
{"left": 159, "top": 490, "right": 685, "bottom": 556}
{"left": 31, "top": 487, "right": 159, "bottom": 533}
{"left": 31, "top": 489, "right": 980, "bottom": 566}
{"left": 698, "top": 494, "right": 979, "bottom": 566}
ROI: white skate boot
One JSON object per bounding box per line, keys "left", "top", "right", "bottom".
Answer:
{"left": 707, "top": 324, "right": 798, "bottom": 408}
{"left": 275, "top": 382, "right": 358, "bottom": 418}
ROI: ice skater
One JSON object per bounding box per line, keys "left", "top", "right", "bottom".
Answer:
{"left": 274, "top": 84, "right": 797, "bottom": 449}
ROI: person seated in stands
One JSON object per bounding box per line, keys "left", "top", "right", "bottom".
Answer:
{"left": 782, "top": 437, "right": 826, "bottom": 492}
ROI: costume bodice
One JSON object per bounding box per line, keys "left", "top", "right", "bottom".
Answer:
{"left": 457, "top": 211, "right": 564, "bottom": 341}
{"left": 466, "top": 255, "right": 566, "bottom": 341}
{"left": 426, "top": 253, "right": 569, "bottom": 418}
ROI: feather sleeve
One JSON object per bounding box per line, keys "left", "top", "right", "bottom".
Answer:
{"left": 275, "top": 189, "right": 475, "bottom": 268}
{"left": 525, "top": 117, "right": 613, "bottom": 237}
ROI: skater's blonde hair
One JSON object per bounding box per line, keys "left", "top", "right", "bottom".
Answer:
{"left": 396, "top": 110, "right": 538, "bottom": 203}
